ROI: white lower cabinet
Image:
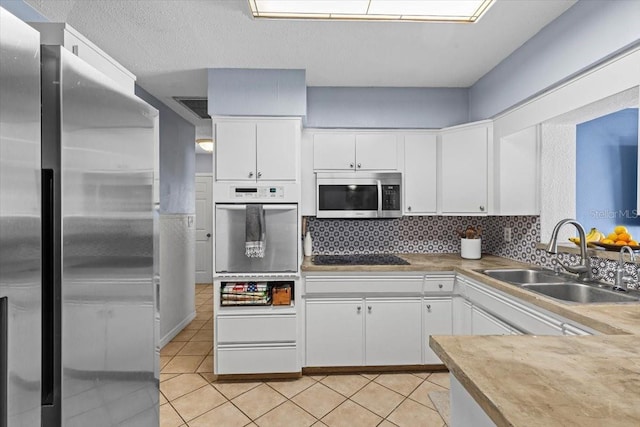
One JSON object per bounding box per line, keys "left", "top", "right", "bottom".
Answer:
{"left": 452, "top": 297, "right": 472, "bottom": 335}
{"left": 217, "top": 315, "right": 296, "bottom": 344}
{"left": 471, "top": 306, "right": 512, "bottom": 335}
{"left": 305, "top": 297, "right": 422, "bottom": 367}
{"left": 365, "top": 298, "right": 422, "bottom": 366}
{"left": 213, "top": 279, "right": 300, "bottom": 375}
{"left": 215, "top": 313, "right": 299, "bottom": 374}
{"left": 424, "top": 298, "right": 453, "bottom": 364}
{"left": 306, "top": 299, "right": 364, "bottom": 367}
{"left": 302, "top": 272, "right": 595, "bottom": 370}
{"left": 217, "top": 345, "right": 298, "bottom": 375}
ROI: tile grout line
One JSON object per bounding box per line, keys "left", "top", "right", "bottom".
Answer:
{"left": 263, "top": 382, "right": 320, "bottom": 423}
{"left": 165, "top": 398, "right": 189, "bottom": 427}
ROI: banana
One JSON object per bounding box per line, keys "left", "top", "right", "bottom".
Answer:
{"left": 569, "top": 228, "right": 604, "bottom": 245}
{"left": 587, "top": 227, "right": 605, "bottom": 242}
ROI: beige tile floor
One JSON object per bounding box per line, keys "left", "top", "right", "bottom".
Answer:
{"left": 160, "top": 284, "right": 450, "bottom": 427}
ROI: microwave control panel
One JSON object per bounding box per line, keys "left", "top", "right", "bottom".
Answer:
{"left": 382, "top": 185, "right": 401, "bottom": 210}
{"left": 231, "top": 186, "right": 285, "bottom": 199}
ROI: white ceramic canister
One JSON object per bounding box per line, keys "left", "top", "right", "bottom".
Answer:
{"left": 460, "top": 238, "right": 481, "bottom": 259}
{"left": 304, "top": 232, "right": 313, "bottom": 256}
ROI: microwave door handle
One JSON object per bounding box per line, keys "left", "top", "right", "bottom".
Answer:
{"left": 376, "top": 180, "right": 383, "bottom": 217}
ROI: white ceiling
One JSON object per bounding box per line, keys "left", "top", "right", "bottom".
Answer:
{"left": 24, "top": 0, "right": 577, "bottom": 133}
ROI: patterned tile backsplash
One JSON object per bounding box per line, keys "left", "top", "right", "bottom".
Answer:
{"left": 307, "top": 215, "right": 638, "bottom": 288}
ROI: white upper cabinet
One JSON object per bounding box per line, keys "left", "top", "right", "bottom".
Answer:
{"left": 216, "top": 121, "right": 257, "bottom": 181}
{"left": 313, "top": 133, "right": 356, "bottom": 170}
{"left": 256, "top": 120, "right": 298, "bottom": 181}
{"left": 313, "top": 132, "right": 397, "bottom": 171}
{"left": 496, "top": 126, "right": 540, "bottom": 215}
{"left": 215, "top": 118, "right": 300, "bottom": 182}
{"left": 354, "top": 134, "right": 398, "bottom": 170}
{"left": 441, "top": 122, "right": 491, "bottom": 214}
{"left": 404, "top": 134, "right": 437, "bottom": 214}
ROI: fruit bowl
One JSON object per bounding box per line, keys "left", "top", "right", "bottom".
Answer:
{"left": 591, "top": 241, "right": 640, "bottom": 251}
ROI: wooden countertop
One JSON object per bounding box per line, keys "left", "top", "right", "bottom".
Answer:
{"left": 302, "top": 253, "right": 640, "bottom": 426}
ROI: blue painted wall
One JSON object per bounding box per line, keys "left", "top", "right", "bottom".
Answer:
{"left": 195, "top": 153, "right": 213, "bottom": 174}
{"left": 136, "top": 86, "right": 196, "bottom": 214}
{"left": 306, "top": 87, "right": 469, "bottom": 129}
{"left": 576, "top": 108, "right": 639, "bottom": 238}
{"left": 469, "top": 0, "right": 640, "bottom": 121}
{"left": 208, "top": 68, "right": 306, "bottom": 116}
{"left": 0, "top": 0, "right": 47, "bottom": 21}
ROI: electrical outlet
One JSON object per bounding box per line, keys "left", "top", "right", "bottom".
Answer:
{"left": 504, "top": 227, "right": 512, "bottom": 242}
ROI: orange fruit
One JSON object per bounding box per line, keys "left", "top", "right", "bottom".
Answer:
{"left": 629, "top": 240, "right": 639, "bottom": 246}
{"left": 601, "top": 239, "right": 615, "bottom": 244}
{"left": 614, "top": 225, "right": 628, "bottom": 235}
{"left": 606, "top": 232, "right": 619, "bottom": 241}
{"left": 614, "top": 240, "right": 627, "bottom": 246}
{"left": 617, "top": 232, "right": 631, "bottom": 242}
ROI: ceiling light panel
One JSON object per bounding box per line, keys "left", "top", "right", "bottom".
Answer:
{"left": 250, "top": 0, "right": 495, "bottom": 22}
{"left": 254, "top": 0, "right": 369, "bottom": 15}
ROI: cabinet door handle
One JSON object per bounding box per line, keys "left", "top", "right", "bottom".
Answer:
{"left": 257, "top": 171, "right": 262, "bottom": 178}
{"left": 349, "top": 163, "right": 354, "bottom": 168}
{"left": 248, "top": 171, "right": 254, "bottom": 178}
{"left": 407, "top": 206, "right": 412, "bottom": 211}
{"left": 357, "top": 163, "right": 362, "bottom": 168}
{"left": 357, "top": 306, "right": 361, "bottom": 312}
{"left": 479, "top": 205, "right": 485, "bottom": 211}
{"left": 426, "top": 304, "right": 431, "bottom": 311}
{"left": 367, "top": 306, "right": 372, "bottom": 312}
{"left": 206, "top": 233, "right": 211, "bottom": 238}
{"left": 438, "top": 284, "right": 443, "bottom": 289}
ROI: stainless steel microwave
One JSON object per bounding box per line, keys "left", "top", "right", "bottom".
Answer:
{"left": 316, "top": 172, "right": 402, "bottom": 218}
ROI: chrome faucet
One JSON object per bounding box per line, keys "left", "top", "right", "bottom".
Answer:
{"left": 613, "top": 246, "right": 636, "bottom": 291}
{"left": 545, "top": 219, "right": 592, "bottom": 281}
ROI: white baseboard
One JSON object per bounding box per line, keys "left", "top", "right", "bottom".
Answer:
{"left": 160, "top": 310, "right": 196, "bottom": 348}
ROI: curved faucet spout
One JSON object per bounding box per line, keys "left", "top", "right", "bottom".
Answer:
{"left": 614, "top": 246, "right": 637, "bottom": 291}
{"left": 545, "top": 219, "right": 592, "bottom": 281}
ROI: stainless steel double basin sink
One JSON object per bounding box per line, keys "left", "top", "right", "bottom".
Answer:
{"left": 481, "top": 268, "right": 640, "bottom": 304}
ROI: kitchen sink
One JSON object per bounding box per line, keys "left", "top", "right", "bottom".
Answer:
{"left": 482, "top": 268, "right": 566, "bottom": 284}
{"left": 482, "top": 268, "right": 640, "bottom": 304}
{"left": 521, "top": 283, "right": 640, "bottom": 304}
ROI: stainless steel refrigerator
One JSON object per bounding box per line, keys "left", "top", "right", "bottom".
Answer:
{"left": 0, "top": 8, "right": 42, "bottom": 427}
{"left": 1, "top": 7, "right": 160, "bottom": 427}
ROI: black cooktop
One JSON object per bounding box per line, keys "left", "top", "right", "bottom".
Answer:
{"left": 312, "top": 254, "right": 410, "bottom": 266}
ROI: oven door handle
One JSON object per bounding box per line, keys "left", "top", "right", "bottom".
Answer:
{"left": 216, "top": 204, "right": 297, "bottom": 211}
{"left": 376, "top": 180, "right": 383, "bottom": 218}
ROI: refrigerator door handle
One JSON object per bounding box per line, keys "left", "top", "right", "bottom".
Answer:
{"left": 41, "top": 169, "right": 54, "bottom": 406}
{"left": 1, "top": 297, "right": 7, "bottom": 427}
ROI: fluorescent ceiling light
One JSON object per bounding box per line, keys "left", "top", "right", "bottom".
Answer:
{"left": 196, "top": 138, "right": 214, "bottom": 152}
{"left": 249, "top": 0, "right": 495, "bottom": 22}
